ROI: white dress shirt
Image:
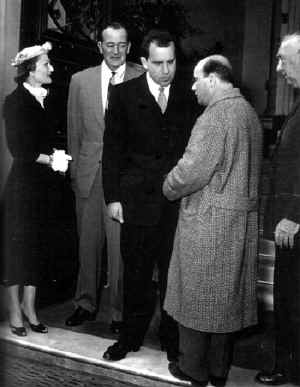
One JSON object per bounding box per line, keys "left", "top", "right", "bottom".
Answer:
{"left": 101, "top": 61, "right": 126, "bottom": 112}
{"left": 146, "top": 72, "right": 170, "bottom": 104}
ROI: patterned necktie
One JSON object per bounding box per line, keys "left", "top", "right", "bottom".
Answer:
{"left": 106, "top": 71, "right": 116, "bottom": 111}
{"left": 157, "top": 86, "right": 167, "bottom": 113}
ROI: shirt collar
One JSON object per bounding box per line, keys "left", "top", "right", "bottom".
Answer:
{"left": 146, "top": 72, "right": 170, "bottom": 100}
{"left": 102, "top": 60, "right": 126, "bottom": 83}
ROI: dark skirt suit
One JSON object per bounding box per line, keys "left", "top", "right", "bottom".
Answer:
{"left": 2, "top": 85, "right": 57, "bottom": 287}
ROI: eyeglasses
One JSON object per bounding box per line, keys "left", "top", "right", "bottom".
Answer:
{"left": 103, "top": 42, "right": 128, "bottom": 51}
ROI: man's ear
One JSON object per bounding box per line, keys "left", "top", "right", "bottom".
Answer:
{"left": 208, "top": 73, "right": 217, "bottom": 88}
{"left": 140, "top": 56, "right": 148, "bottom": 70}
{"left": 97, "top": 41, "right": 103, "bottom": 55}
{"left": 126, "top": 42, "right": 131, "bottom": 54}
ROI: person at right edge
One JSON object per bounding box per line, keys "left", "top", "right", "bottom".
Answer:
{"left": 163, "top": 55, "right": 262, "bottom": 387}
{"left": 255, "top": 32, "right": 300, "bottom": 387}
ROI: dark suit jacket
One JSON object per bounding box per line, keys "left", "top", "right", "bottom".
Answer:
{"left": 102, "top": 73, "right": 199, "bottom": 226}
{"left": 264, "top": 96, "right": 300, "bottom": 238}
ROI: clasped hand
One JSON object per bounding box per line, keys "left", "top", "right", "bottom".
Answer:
{"left": 50, "top": 149, "right": 72, "bottom": 173}
{"left": 107, "top": 202, "right": 124, "bottom": 224}
{"left": 275, "top": 218, "right": 300, "bottom": 248}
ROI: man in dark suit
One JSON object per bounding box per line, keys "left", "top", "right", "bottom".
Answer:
{"left": 256, "top": 32, "right": 300, "bottom": 386}
{"left": 102, "top": 29, "right": 198, "bottom": 361}
{"left": 66, "top": 22, "right": 144, "bottom": 328}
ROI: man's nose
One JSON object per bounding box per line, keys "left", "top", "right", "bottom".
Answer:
{"left": 276, "top": 59, "right": 282, "bottom": 73}
{"left": 113, "top": 45, "right": 120, "bottom": 54}
{"left": 162, "top": 63, "right": 169, "bottom": 74}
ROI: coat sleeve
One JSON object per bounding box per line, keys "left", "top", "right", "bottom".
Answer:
{"left": 163, "top": 114, "right": 225, "bottom": 201}
{"left": 3, "top": 95, "right": 41, "bottom": 162}
{"left": 102, "top": 86, "right": 128, "bottom": 204}
{"left": 67, "top": 74, "right": 82, "bottom": 183}
{"left": 273, "top": 109, "right": 300, "bottom": 224}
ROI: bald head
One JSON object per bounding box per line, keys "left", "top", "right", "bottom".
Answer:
{"left": 194, "top": 55, "right": 233, "bottom": 84}
{"left": 277, "top": 32, "right": 300, "bottom": 88}
{"left": 192, "top": 55, "right": 233, "bottom": 106}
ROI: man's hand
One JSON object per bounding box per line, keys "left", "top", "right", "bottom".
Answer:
{"left": 275, "top": 218, "right": 300, "bottom": 248}
{"left": 107, "top": 202, "right": 124, "bottom": 224}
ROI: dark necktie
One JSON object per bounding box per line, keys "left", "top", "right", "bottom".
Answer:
{"left": 106, "top": 71, "right": 116, "bottom": 111}
{"left": 157, "top": 86, "right": 167, "bottom": 114}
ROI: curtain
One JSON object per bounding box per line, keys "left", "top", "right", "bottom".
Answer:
{"left": 275, "top": 0, "right": 300, "bottom": 114}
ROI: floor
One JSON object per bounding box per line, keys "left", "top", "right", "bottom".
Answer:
{"left": 0, "top": 300, "right": 296, "bottom": 387}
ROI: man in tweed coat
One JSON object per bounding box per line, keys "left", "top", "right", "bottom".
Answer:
{"left": 163, "top": 55, "right": 262, "bottom": 387}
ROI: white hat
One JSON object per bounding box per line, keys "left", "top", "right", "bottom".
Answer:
{"left": 11, "top": 42, "right": 52, "bottom": 67}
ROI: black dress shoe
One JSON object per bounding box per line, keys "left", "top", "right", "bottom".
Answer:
{"left": 103, "top": 340, "right": 140, "bottom": 361}
{"left": 255, "top": 371, "right": 288, "bottom": 385}
{"left": 168, "top": 362, "right": 208, "bottom": 387}
{"left": 10, "top": 325, "right": 27, "bottom": 337}
{"left": 65, "top": 307, "right": 95, "bottom": 326}
{"left": 209, "top": 375, "right": 227, "bottom": 387}
{"left": 29, "top": 322, "right": 48, "bottom": 333}
{"left": 21, "top": 312, "right": 48, "bottom": 333}
{"left": 109, "top": 320, "right": 124, "bottom": 334}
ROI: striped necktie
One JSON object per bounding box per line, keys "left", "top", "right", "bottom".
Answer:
{"left": 157, "top": 86, "right": 167, "bottom": 113}
{"left": 106, "top": 71, "right": 116, "bottom": 111}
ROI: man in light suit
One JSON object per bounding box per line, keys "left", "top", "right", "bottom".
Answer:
{"left": 102, "top": 29, "right": 199, "bottom": 361}
{"left": 66, "top": 22, "right": 144, "bottom": 328}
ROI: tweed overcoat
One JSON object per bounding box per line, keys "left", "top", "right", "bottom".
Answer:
{"left": 163, "top": 88, "right": 263, "bottom": 333}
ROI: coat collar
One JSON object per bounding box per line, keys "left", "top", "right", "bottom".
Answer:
{"left": 16, "top": 84, "right": 46, "bottom": 111}
{"left": 207, "top": 87, "right": 242, "bottom": 111}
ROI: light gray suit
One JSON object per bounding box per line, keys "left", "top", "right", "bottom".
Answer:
{"left": 67, "top": 62, "right": 144, "bottom": 318}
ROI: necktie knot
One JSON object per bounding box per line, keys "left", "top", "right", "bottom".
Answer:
{"left": 157, "top": 86, "right": 167, "bottom": 113}
{"left": 110, "top": 71, "right": 116, "bottom": 85}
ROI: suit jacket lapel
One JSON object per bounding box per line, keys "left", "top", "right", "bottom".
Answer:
{"left": 91, "top": 65, "right": 104, "bottom": 125}
{"left": 124, "top": 62, "right": 136, "bottom": 81}
{"left": 136, "top": 74, "right": 160, "bottom": 112}
{"left": 273, "top": 96, "right": 300, "bottom": 157}
{"left": 164, "top": 80, "right": 182, "bottom": 115}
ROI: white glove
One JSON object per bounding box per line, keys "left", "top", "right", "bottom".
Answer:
{"left": 50, "top": 149, "right": 72, "bottom": 173}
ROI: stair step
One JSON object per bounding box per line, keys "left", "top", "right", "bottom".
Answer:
{"left": 0, "top": 324, "right": 260, "bottom": 387}
{"left": 0, "top": 324, "right": 184, "bottom": 387}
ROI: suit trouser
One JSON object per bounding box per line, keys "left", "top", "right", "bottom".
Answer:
{"left": 178, "top": 324, "right": 234, "bottom": 383}
{"left": 120, "top": 202, "right": 179, "bottom": 350}
{"left": 74, "top": 167, "right": 122, "bottom": 317}
{"left": 274, "top": 241, "right": 300, "bottom": 382}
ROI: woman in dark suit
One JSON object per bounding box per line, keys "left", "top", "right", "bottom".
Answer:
{"left": 2, "top": 42, "right": 71, "bottom": 336}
